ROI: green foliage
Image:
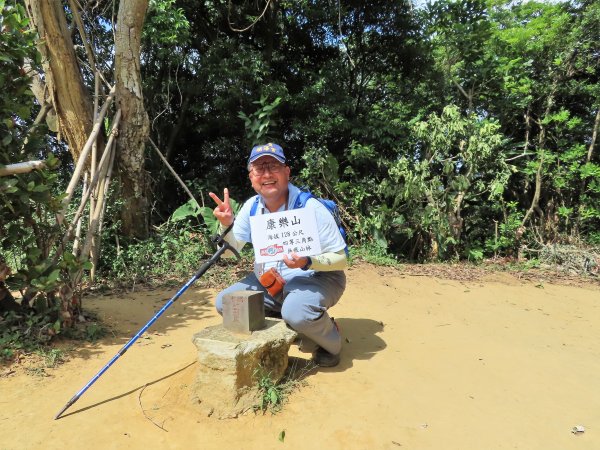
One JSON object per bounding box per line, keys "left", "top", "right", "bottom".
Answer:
{"left": 587, "top": 232, "right": 600, "bottom": 245}
{"left": 254, "top": 370, "right": 285, "bottom": 414}
{"left": 61, "top": 319, "right": 107, "bottom": 342}
{"left": 0, "top": 1, "right": 87, "bottom": 356}
{"left": 83, "top": 322, "right": 106, "bottom": 341}
{"left": 0, "top": 308, "right": 106, "bottom": 363}
{"left": 0, "top": 310, "right": 55, "bottom": 361}
{"left": 467, "top": 247, "right": 484, "bottom": 263}
{"left": 7, "top": 0, "right": 600, "bottom": 274}
{"left": 386, "top": 105, "right": 508, "bottom": 259}
{"left": 144, "top": 0, "right": 190, "bottom": 49}
{"left": 95, "top": 185, "right": 251, "bottom": 288}
{"left": 170, "top": 197, "right": 241, "bottom": 235}
{"left": 42, "top": 347, "right": 65, "bottom": 368}
{"left": 484, "top": 202, "right": 524, "bottom": 256}
{"left": 238, "top": 96, "right": 282, "bottom": 147}
{"left": 0, "top": 1, "right": 41, "bottom": 118}
{"left": 299, "top": 147, "right": 341, "bottom": 187}
{"left": 349, "top": 243, "right": 401, "bottom": 267}
{"left": 100, "top": 221, "right": 212, "bottom": 284}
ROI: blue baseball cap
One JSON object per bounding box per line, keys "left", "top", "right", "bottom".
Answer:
{"left": 247, "top": 143, "right": 286, "bottom": 167}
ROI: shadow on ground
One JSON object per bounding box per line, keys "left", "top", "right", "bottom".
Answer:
{"left": 284, "top": 317, "right": 386, "bottom": 380}
{"left": 68, "top": 288, "right": 215, "bottom": 362}
{"left": 59, "top": 361, "right": 198, "bottom": 420}
{"left": 333, "top": 318, "right": 386, "bottom": 371}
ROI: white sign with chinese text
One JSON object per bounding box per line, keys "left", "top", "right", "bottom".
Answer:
{"left": 250, "top": 208, "right": 321, "bottom": 263}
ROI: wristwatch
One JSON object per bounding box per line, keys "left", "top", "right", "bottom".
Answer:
{"left": 301, "top": 256, "right": 312, "bottom": 271}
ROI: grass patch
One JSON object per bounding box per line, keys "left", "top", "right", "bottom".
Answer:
{"left": 41, "top": 347, "right": 66, "bottom": 368}
{"left": 254, "top": 371, "right": 285, "bottom": 414}
{"left": 253, "top": 358, "right": 315, "bottom": 415}
{"left": 348, "top": 243, "right": 402, "bottom": 267}
{"left": 0, "top": 307, "right": 108, "bottom": 366}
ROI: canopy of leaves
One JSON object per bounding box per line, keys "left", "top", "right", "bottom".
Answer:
{"left": 7, "top": 0, "right": 600, "bottom": 268}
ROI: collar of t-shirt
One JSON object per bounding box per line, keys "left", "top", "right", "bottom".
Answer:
{"left": 255, "top": 183, "right": 301, "bottom": 214}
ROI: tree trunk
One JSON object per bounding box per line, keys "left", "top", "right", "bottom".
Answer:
{"left": 0, "top": 258, "right": 20, "bottom": 313}
{"left": 114, "top": 0, "right": 151, "bottom": 238}
{"left": 449, "top": 141, "right": 469, "bottom": 244}
{"left": 165, "top": 96, "right": 190, "bottom": 162}
{"left": 521, "top": 84, "right": 557, "bottom": 232}
{"left": 523, "top": 107, "right": 531, "bottom": 152}
{"left": 23, "top": 60, "right": 57, "bottom": 132}
{"left": 586, "top": 108, "right": 599, "bottom": 164}
{"left": 24, "top": 0, "right": 94, "bottom": 161}
{"left": 521, "top": 141, "right": 545, "bottom": 230}
{"left": 264, "top": 0, "right": 277, "bottom": 64}
{"left": 576, "top": 107, "right": 600, "bottom": 233}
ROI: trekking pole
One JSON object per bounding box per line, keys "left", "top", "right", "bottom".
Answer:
{"left": 54, "top": 224, "right": 240, "bottom": 420}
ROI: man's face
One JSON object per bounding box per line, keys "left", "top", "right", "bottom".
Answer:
{"left": 248, "top": 156, "right": 290, "bottom": 201}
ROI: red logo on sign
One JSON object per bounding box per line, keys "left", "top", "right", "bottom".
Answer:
{"left": 260, "top": 244, "right": 284, "bottom": 256}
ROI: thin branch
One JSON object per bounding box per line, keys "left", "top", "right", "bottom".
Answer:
{"left": 89, "top": 69, "right": 103, "bottom": 260}
{"left": 67, "top": 0, "right": 97, "bottom": 74}
{"left": 148, "top": 137, "right": 203, "bottom": 208}
{"left": 72, "top": 171, "right": 87, "bottom": 256}
{"left": 60, "top": 85, "right": 116, "bottom": 217}
{"left": 452, "top": 79, "right": 471, "bottom": 104}
{"left": 521, "top": 150, "right": 545, "bottom": 228}
{"left": 75, "top": 148, "right": 111, "bottom": 284}
{"left": 228, "top": 0, "right": 272, "bottom": 32}
{"left": 586, "top": 108, "right": 599, "bottom": 164}
{"left": 165, "top": 96, "right": 190, "bottom": 162}
{"left": 91, "top": 139, "right": 117, "bottom": 281}
{"left": 138, "top": 384, "right": 168, "bottom": 432}
{"left": 0, "top": 161, "right": 46, "bottom": 177}
{"left": 337, "top": 0, "right": 355, "bottom": 68}
{"left": 89, "top": 72, "right": 100, "bottom": 265}
{"left": 504, "top": 152, "right": 536, "bottom": 162}
{"left": 53, "top": 110, "right": 121, "bottom": 267}
{"left": 24, "top": 103, "right": 51, "bottom": 136}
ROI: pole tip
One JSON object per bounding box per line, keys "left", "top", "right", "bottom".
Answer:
{"left": 55, "top": 395, "right": 79, "bottom": 420}
{"left": 54, "top": 402, "right": 71, "bottom": 420}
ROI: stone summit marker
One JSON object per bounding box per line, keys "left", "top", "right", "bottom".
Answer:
{"left": 222, "top": 290, "right": 265, "bottom": 334}
{"left": 191, "top": 291, "right": 297, "bottom": 418}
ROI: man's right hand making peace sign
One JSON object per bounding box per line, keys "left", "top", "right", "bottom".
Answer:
{"left": 209, "top": 188, "right": 234, "bottom": 227}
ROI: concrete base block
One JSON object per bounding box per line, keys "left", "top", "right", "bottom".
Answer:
{"left": 191, "top": 318, "right": 297, "bottom": 418}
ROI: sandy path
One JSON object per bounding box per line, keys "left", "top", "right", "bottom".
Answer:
{"left": 1, "top": 265, "right": 599, "bottom": 449}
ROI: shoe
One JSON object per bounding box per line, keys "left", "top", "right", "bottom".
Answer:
{"left": 313, "top": 346, "right": 341, "bottom": 367}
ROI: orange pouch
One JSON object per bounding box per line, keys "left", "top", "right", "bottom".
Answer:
{"left": 259, "top": 267, "right": 286, "bottom": 297}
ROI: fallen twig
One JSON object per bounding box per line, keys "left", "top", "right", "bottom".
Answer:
{"left": 138, "top": 383, "right": 168, "bottom": 432}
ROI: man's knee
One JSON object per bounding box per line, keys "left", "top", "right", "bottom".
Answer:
{"left": 215, "top": 292, "right": 224, "bottom": 315}
{"left": 281, "top": 301, "right": 321, "bottom": 332}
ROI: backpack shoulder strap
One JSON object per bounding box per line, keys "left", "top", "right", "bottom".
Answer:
{"left": 293, "top": 190, "right": 314, "bottom": 209}
{"left": 249, "top": 195, "right": 260, "bottom": 216}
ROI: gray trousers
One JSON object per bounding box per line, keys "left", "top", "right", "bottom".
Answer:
{"left": 215, "top": 270, "right": 346, "bottom": 355}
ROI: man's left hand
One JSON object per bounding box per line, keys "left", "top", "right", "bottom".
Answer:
{"left": 283, "top": 252, "right": 309, "bottom": 269}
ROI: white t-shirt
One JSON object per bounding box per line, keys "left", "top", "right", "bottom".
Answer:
{"left": 232, "top": 183, "right": 346, "bottom": 280}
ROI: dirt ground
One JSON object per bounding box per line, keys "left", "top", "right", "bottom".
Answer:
{"left": 1, "top": 263, "right": 599, "bottom": 450}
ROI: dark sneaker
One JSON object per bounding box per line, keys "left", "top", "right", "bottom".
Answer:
{"left": 313, "top": 347, "right": 341, "bottom": 367}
